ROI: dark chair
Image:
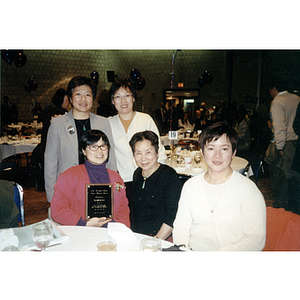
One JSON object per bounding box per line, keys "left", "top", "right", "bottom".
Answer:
{"left": 247, "top": 152, "right": 265, "bottom": 184}
{"left": 13, "top": 182, "right": 25, "bottom": 226}
{"left": 0, "top": 161, "right": 18, "bottom": 182}
{"left": 30, "top": 143, "right": 45, "bottom": 190}
{"left": 242, "top": 163, "right": 251, "bottom": 177}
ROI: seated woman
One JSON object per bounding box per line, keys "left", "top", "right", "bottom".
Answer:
{"left": 178, "top": 112, "right": 192, "bottom": 130}
{"left": 173, "top": 122, "right": 266, "bottom": 250}
{"left": 129, "top": 130, "right": 183, "bottom": 240}
{"left": 51, "top": 130, "right": 130, "bottom": 227}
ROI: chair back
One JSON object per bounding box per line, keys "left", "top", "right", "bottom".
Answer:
{"left": 13, "top": 183, "right": 25, "bottom": 226}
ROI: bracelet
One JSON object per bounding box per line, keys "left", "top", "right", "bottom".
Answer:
{"left": 154, "top": 235, "right": 159, "bottom": 238}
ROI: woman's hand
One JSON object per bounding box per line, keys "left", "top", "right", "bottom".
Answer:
{"left": 155, "top": 223, "right": 173, "bottom": 240}
{"left": 86, "top": 217, "right": 111, "bottom": 227}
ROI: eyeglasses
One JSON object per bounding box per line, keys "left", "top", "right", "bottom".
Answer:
{"left": 88, "top": 144, "right": 108, "bottom": 152}
{"left": 113, "top": 94, "right": 132, "bottom": 101}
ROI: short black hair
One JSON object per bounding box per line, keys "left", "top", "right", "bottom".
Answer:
{"left": 80, "top": 129, "right": 110, "bottom": 162}
{"left": 108, "top": 79, "right": 136, "bottom": 102}
{"left": 52, "top": 88, "right": 66, "bottom": 107}
{"left": 67, "top": 76, "right": 97, "bottom": 100}
{"left": 199, "top": 122, "right": 239, "bottom": 153}
{"left": 267, "top": 75, "right": 289, "bottom": 92}
{"left": 129, "top": 130, "right": 159, "bottom": 154}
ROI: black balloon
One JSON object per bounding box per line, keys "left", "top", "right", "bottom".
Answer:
{"left": 1, "top": 50, "right": 15, "bottom": 65}
{"left": 135, "top": 77, "right": 146, "bottom": 91}
{"left": 24, "top": 83, "right": 32, "bottom": 93}
{"left": 24, "top": 78, "right": 38, "bottom": 93}
{"left": 91, "top": 71, "right": 99, "bottom": 80}
{"left": 31, "top": 80, "right": 38, "bottom": 91}
{"left": 14, "top": 51, "right": 27, "bottom": 68}
{"left": 197, "top": 76, "right": 205, "bottom": 88}
{"left": 206, "top": 73, "right": 213, "bottom": 84}
{"left": 91, "top": 71, "right": 99, "bottom": 85}
{"left": 202, "top": 70, "right": 213, "bottom": 84}
{"left": 130, "top": 68, "right": 141, "bottom": 82}
{"left": 202, "top": 71, "right": 209, "bottom": 82}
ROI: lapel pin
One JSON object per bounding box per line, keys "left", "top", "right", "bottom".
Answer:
{"left": 68, "top": 126, "right": 75, "bottom": 134}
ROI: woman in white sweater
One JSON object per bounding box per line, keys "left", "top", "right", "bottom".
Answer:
{"left": 173, "top": 122, "right": 266, "bottom": 251}
{"left": 108, "top": 79, "right": 166, "bottom": 216}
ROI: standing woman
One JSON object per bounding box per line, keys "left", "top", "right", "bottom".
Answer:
{"left": 129, "top": 131, "right": 182, "bottom": 240}
{"left": 45, "top": 76, "right": 117, "bottom": 203}
{"left": 108, "top": 79, "right": 166, "bottom": 205}
{"left": 173, "top": 122, "right": 266, "bottom": 250}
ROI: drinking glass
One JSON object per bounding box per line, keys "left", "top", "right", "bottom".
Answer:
{"left": 194, "top": 152, "right": 201, "bottom": 167}
{"left": 32, "top": 222, "right": 53, "bottom": 251}
{"left": 176, "top": 155, "right": 183, "bottom": 167}
{"left": 140, "top": 237, "right": 162, "bottom": 252}
{"left": 97, "top": 241, "right": 117, "bottom": 251}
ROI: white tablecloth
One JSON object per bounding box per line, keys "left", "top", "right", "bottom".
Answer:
{"left": 0, "top": 139, "right": 39, "bottom": 162}
{"left": 6, "top": 122, "right": 43, "bottom": 131}
{"left": 161, "top": 135, "right": 198, "bottom": 147}
{"left": 45, "top": 226, "right": 172, "bottom": 251}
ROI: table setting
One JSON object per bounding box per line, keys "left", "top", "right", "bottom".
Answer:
{"left": 0, "top": 133, "right": 41, "bottom": 162}
{"left": 160, "top": 128, "right": 200, "bottom": 147}
{"left": 6, "top": 121, "right": 43, "bottom": 132}
{"left": 166, "top": 144, "right": 252, "bottom": 177}
{"left": 166, "top": 146, "right": 206, "bottom": 176}
{"left": 1, "top": 220, "right": 173, "bottom": 252}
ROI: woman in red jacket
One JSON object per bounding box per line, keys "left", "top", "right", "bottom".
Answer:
{"left": 51, "top": 130, "right": 130, "bottom": 227}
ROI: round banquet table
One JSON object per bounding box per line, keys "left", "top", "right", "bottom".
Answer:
{"left": 0, "top": 138, "right": 39, "bottom": 162}
{"left": 46, "top": 226, "right": 173, "bottom": 251}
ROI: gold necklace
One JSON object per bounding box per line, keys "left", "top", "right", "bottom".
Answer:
{"left": 205, "top": 168, "right": 233, "bottom": 185}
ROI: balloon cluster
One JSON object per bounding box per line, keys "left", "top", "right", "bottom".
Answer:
{"left": 24, "top": 77, "right": 38, "bottom": 93}
{"left": 197, "top": 70, "right": 213, "bottom": 88}
{"left": 127, "top": 68, "right": 146, "bottom": 91}
{"left": 90, "top": 71, "right": 99, "bottom": 85}
{"left": 1, "top": 50, "right": 27, "bottom": 68}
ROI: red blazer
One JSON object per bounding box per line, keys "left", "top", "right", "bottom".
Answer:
{"left": 51, "top": 164, "right": 130, "bottom": 227}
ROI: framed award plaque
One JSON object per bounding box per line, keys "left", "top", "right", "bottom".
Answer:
{"left": 86, "top": 184, "right": 113, "bottom": 220}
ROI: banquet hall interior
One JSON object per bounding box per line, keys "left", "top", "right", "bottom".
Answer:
{"left": 1, "top": 49, "right": 300, "bottom": 250}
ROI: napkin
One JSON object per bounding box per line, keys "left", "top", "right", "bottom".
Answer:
{"left": 107, "top": 222, "right": 136, "bottom": 243}
{"left": 0, "top": 228, "right": 19, "bottom": 251}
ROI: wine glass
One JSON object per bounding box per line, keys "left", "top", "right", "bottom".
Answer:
{"left": 32, "top": 222, "right": 53, "bottom": 251}
{"left": 176, "top": 155, "right": 184, "bottom": 167}
{"left": 194, "top": 152, "right": 201, "bottom": 167}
